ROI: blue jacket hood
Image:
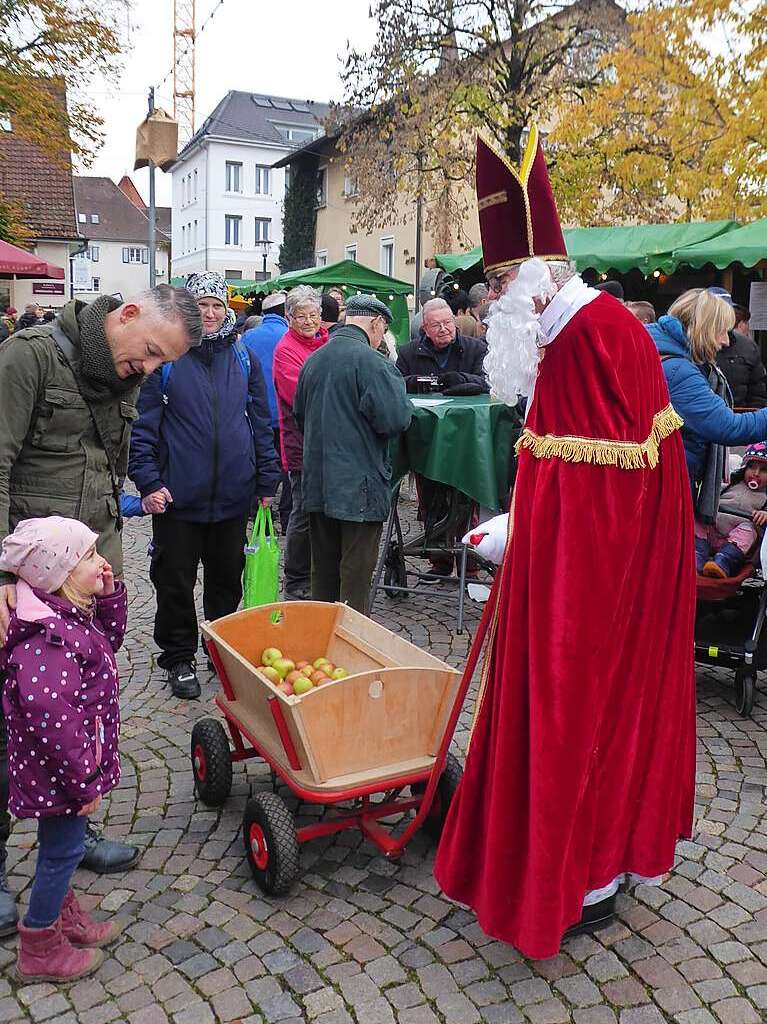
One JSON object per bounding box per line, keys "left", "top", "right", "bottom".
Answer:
{"left": 646, "top": 315, "right": 690, "bottom": 359}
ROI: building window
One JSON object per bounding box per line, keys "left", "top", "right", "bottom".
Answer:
{"left": 92, "top": 276, "right": 100, "bottom": 291}
{"left": 316, "top": 250, "right": 328, "bottom": 267}
{"left": 225, "top": 270, "right": 242, "bottom": 280}
{"left": 316, "top": 167, "right": 327, "bottom": 208}
{"left": 78, "top": 213, "right": 86, "bottom": 224}
{"left": 380, "top": 237, "right": 395, "bottom": 277}
{"left": 255, "top": 165, "right": 271, "bottom": 195}
{"left": 193, "top": 169, "right": 198, "bottom": 200}
{"left": 182, "top": 225, "right": 186, "bottom": 253}
{"left": 344, "top": 244, "right": 357, "bottom": 262}
{"left": 90, "top": 213, "right": 99, "bottom": 224}
{"left": 88, "top": 245, "right": 99, "bottom": 262}
{"left": 193, "top": 220, "right": 198, "bottom": 250}
{"left": 274, "top": 124, "right": 318, "bottom": 144}
{"left": 343, "top": 175, "right": 359, "bottom": 198}
{"left": 225, "top": 215, "right": 242, "bottom": 246}
{"left": 225, "top": 161, "right": 242, "bottom": 193}
{"left": 254, "top": 217, "right": 271, "bottom": 243}
{"left": 284, "top": 165, "right": 292, "bottom": 192}
{"left": 122, "top": 246, "right": 146, "bottom": 263}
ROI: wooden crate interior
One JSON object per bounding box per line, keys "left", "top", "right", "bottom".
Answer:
{"left": 203, "top": 602, "right": 460, "bottom": 789}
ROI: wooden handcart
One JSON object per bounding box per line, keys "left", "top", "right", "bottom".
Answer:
{"left": 191, "top": 600, "right": 489, "bottom": 895}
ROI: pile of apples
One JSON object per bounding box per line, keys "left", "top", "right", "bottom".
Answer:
{"left": 256, "top": 647, "right": 349, "bottom": 696}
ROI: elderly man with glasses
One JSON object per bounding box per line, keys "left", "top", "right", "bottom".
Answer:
{"left": 395, "top": 298, "right": 489, "bottom": 581}
{"left": 273, "top": 286, "right": 329, "bottom": 599}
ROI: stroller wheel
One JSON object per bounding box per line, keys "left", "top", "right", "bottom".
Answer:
{"left": 734, "top": 669, "right": 756, "bottom": 718}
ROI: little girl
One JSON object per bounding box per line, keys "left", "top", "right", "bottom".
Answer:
{"left": 0, "top": 516, "right": 127, "bottom": 982}
{"left": 696, "top": 443, "right": 767, "bottom": 578}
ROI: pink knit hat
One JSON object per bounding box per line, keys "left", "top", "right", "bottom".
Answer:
{"left": 0, "top": 517, "right": 100, "bottom": 592}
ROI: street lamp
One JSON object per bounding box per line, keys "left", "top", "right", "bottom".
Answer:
{"left": 255, "top": 239, "right": 271, "bottom": 280}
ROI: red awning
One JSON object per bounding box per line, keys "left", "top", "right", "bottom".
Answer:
{"left": 0, "top": 240, "right": 65, "bottom": 279}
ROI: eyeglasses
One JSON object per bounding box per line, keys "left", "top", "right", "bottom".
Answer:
{"left": 426, "top": 320, "right": 455, "bottom": 333}
{"left": 292, "top": 312, "right": 321, "bottom": 323}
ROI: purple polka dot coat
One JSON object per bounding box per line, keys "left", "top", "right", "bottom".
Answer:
{"left": 0, "top": 581, "right": 127, "bottom": 818}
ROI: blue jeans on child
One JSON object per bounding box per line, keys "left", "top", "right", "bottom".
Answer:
{"left": 25, "top": 816, "right": 87, "bottom": 928}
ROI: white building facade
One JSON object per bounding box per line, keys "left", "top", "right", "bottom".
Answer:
{"left": 72, "top": 177, "right": 170, "bottom": 300}
{"left": 171, "top": 93, "right": 328, "bottom": 283}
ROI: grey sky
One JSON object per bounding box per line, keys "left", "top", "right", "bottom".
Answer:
{"left": 85, "top": 0, "right": 376, "bottom": 204}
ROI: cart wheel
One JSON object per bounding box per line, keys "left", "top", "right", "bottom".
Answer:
{"left": 191, "top": 719, "right": 233, "bottom": 807}
{"left": 734, "top": 669, "right": 756, "bottom": 718}
{"left": 243, "top": 792, "right": 299, "bottom": 896}
{"left": 413, "top": 752, "right": 463, "bottom": 842}
{"left": 383, "top": 546, "right": 407, "bottom": 599}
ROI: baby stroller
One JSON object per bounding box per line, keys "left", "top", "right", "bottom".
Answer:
{"left": 695, "top": 512, "right": 767, "bottom": 717}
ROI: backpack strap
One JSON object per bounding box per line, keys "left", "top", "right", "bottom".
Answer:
{"left": 160, "top": 341, "right": 251, "bottom": 406}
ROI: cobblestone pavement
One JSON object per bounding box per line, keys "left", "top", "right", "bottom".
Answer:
{"left": 3, "top": 500, "right": 767, "bottom": 1024}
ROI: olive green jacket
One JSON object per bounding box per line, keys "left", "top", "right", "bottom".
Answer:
{"left": 0, "top": 301, "right": 139, "bottom": 583}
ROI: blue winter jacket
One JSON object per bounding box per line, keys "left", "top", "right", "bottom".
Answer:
{"left": 128, "top": 332, "right": 280, "bottom": 522}
{"left": 649, "top": 315, "right": 767, "bottom": 489}
{"left": 242, "top": 313, "right": 288, "bottom": 429}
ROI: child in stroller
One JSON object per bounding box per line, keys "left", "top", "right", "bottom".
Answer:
{"left": 696, "top": 442, "right": 767, "bottom": 578}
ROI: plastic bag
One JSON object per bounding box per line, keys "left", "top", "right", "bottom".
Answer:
{"left": 243, "top": 505, "right": 279, "bottom": 608}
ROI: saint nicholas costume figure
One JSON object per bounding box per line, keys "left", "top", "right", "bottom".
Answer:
{"left": 433, "top": 128, "right": 697, "bottom": 959}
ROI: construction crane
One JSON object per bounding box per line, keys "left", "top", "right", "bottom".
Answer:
{"left": 173, "top": 0, "right": 196, "bottom": 144}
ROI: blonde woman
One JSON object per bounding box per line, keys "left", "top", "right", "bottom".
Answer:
{"left": 649, "top": 289, "right": 767, "bottom": 570}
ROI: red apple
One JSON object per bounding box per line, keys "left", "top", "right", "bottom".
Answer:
{"left": 278, "top": 680, "right": 294, "bottom": 696}
{"left": 285, "top": 670, "right": 304, "bottom": 686}
{"left": 310, "top": 670, "right": 329, "bottom": 686}
{"left": 296, "top": 660, "right": 311, "bottom": 671}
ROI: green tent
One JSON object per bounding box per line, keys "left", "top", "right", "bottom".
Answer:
{"left": 246, "top": 259, "right": 413, "bottom": 345}
{"left": 672, "top": 219, "right": 767, "bottom": 270}
{"left": 436, "top": 221, "right": 740, "bottom": 277}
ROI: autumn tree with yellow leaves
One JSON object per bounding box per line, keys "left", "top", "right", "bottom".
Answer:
{"left": 333, "top": 0, "right": 625, "bottom": 253}
{"left": 0, "top": 0, "right": 126, "bottom": 242}
{"left": 551, "top": 0, "right": 767, "bottom": 224}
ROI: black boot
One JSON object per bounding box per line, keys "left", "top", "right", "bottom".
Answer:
{"left": 563, "top": 894, "right": 616, "bottom": 940}
{"left": 167, "top": 661, "right": 201, "bottom": 700}
{"left": 79, "top": 824, "right": 141, "bottom": 874}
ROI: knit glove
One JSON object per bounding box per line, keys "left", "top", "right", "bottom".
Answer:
{"left": 438, "top": 371, "right": 464, "bottom": 389}
{"left": 442, "top": 381, "right": 484, "bottom": 396}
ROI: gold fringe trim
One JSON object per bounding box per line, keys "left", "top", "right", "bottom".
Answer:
{"left": 514, "top": 404, "right": 683, "bottom": 471}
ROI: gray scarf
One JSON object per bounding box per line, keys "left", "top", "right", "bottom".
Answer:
{"left": 697, "top": 363, "right": 733, "bottom": 524}
{"left": 77, "top": 295, "right": 143, "bottom": 402}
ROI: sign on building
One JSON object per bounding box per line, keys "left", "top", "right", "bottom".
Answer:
{"left": 32, "top": 282, "right": 65, "bottom": 295}
{"left": 71, "top": 256, "right": 92, "bottom": 291}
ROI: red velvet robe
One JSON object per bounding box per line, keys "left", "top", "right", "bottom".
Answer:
{"left": 434, "top": 293, "right": 696, "bottom": 959}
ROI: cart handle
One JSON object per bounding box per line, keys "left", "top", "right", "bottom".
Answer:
{"left": 393, "top": 566, "right": 501, "bottom": 852}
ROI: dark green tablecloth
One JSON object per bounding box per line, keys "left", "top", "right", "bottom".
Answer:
{"left": 392, "top": 395, "right": 522, "bottom": 511}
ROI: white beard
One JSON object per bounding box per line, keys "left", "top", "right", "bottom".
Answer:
{"left": 484, "top": 258, "right": 557, "bottom": 404}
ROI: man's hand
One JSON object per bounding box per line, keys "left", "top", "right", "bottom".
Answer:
{"left": 101, "top": 561, "right": 115, "bottom": 595}
{"left": 78, "top": 794, "right": 102, "bottom": 817}
{"left": 260, "top": 496, "right": 273, "bottom": 508}
{"left": 753, "top": 510, "right": 767, "bottom": 527}
{"left": 0, "top": 583, "right": 17, "bottom": 644}
{"left": 141, "top": 487, "right": 173, "bottom": 515}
